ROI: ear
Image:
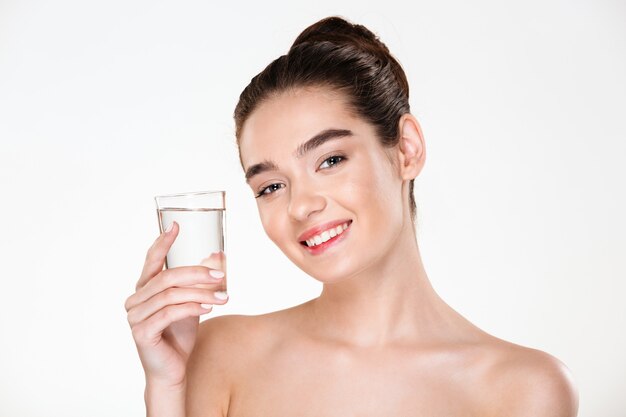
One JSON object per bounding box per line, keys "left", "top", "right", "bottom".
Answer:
{"left": 396, "top": 113, "right": 426, "bottom": 180}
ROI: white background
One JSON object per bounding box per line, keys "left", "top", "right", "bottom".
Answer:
{"left": 1, "top": 0, "right": 624, "bottom": 415}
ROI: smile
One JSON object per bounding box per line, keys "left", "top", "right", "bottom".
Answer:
{"left": 303, "top": 221, "right": 350, "bottom": 247}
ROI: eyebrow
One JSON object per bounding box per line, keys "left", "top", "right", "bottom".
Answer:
{"left": 244, "top": 128, "right": 353, "bottom": 183}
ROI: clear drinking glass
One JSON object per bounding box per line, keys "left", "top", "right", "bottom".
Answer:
{"left": 155, "top": 190, "right": 226, "bottom": 292}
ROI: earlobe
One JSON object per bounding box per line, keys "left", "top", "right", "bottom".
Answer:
{"left": 397, "top": 114, "right": 425, "bottom": 180}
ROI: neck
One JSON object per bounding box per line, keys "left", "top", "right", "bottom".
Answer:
{"left": 307, "top": 225, "right": 473, "bottom": 348}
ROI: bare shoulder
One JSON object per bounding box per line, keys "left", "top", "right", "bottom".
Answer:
{"left": 477, "top": 339, "right": 579, "bottom": 417}
{"left": 186, "top": 314, "right": 271, "bottom": 417}
{"left": 186, "top": 309, "right": 293, "bottom": 416}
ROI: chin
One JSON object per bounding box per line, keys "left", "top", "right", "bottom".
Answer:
{"left": 272, "top": 215, "right": 397, "bottom": 285}
{"left": 300, "top": 254, "right": 366, "bottom": 285}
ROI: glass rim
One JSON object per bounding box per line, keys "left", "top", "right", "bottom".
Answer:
{"left": 154, "top": 190, "right": 225, "bottom": 199}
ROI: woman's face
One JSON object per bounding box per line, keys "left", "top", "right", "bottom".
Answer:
{"left": 238, "top": 87, "right": 407, "bottom": 283}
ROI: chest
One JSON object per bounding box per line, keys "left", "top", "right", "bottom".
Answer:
{"left": 227, "top": 343, "right": 485, "bottom": 417}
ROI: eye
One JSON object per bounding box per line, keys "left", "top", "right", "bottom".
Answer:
{"left": 255, "top": 183, "right": 284, "bottom": 199}
{"left": 319, "top": 154, "right": 345, "bottom": 169}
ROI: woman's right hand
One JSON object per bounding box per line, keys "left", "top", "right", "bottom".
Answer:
{"left": 124, "top": 221, "right": 228, "bottom": 388}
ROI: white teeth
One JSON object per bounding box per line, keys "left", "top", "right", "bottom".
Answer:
{"left": 304, "top": 222, "right": 350, "bottom": 247}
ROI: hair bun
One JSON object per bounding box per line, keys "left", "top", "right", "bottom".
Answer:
{"left": 290, "top": 16, "right": 389, "bottom": 56}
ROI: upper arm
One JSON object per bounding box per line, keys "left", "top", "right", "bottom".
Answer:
{"left": 186, "top": 315, "right": 240, "bottom": 417}
{"left": 489, "top": 349, "right": 579, "bottom": 417}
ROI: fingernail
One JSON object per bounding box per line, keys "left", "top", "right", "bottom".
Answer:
{"left": 200, "top": 303, "right": 213, "bottom": 309}
{"left": 214, "top": 291, "right": 228, "bottom": 300}
{"left": 164, "top": 222, "right": 174, "bottom": 233}
{"left": 209, "top": 270, "right": 225, "bottom": 279}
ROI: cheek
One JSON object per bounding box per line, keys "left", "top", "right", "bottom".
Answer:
{"left": 258, "top": 202, "right": 287, "bottom": 246}
{"left": 346, "top": 158, "right": 397, "bottom": 205}
{"left": 345, "top": 158, "right": 403, "bottom": 229}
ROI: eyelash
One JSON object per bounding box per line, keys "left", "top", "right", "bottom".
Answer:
{"left": 255, "top": 154, "right": 347, "bottom": 199}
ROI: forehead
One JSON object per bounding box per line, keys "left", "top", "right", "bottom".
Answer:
{"left": 238, "top": 87, "right": 360, "bottom": 166}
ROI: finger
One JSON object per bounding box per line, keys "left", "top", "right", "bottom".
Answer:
{"left": 199, "top": 251, "right": 226, "bottom": 272}
{"left": 131, "top": 302, "right": 211, "bottom": 347}
{"left": 125, "top": 265, "right": 225, "bottom": 312}
{"left": 137, "top": 221, "right": 180, "bottom": 290}
{"left": 127, "top": 287, "right": 228, "bottom": 326}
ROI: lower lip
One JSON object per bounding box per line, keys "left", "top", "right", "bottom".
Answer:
{"left": 302, "top": 222, "right": 352, "bottom": 255}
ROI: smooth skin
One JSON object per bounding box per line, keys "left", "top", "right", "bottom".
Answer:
{"left": 127, "top": 86, "right": 579, "bottom": 416}
{"left": 125, "top": 222, "right": 229, "bottom": 415}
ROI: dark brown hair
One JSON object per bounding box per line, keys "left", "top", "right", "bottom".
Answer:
{"left": 234, "top": 16, "right": 416, "bottom": 223}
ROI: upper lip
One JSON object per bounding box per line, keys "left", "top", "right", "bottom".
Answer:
{"left": 297, "top": 219, "right": 352, "bottom": 242}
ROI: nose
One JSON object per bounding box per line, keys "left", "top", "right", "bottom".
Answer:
{"left": 287, "top": 181, "right": 326, "bottom": 222}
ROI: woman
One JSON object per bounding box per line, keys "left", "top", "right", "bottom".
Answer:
{"left": 125, "top": 16, "right": 578, "bottom": 416}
